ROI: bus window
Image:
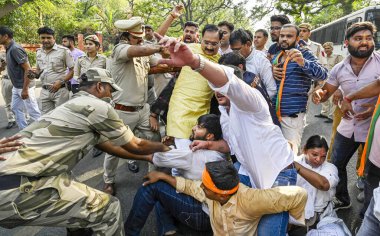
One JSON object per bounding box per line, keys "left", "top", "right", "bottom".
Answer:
{"left": 365, "top": 10, "right": 380, "bottom": 50}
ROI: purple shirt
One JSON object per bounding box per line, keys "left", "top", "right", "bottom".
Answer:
{"left": 69, "top": 48, "right": 85, "bottom": 84}
{"left": 327, "top": 52, "right": 380, "bottom": 142}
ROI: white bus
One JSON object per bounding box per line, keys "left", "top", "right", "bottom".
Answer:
{"left": 310, "top": 5, "right": 380, "bottom": 56}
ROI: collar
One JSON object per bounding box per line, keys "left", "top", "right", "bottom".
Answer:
{"left": 246, "top": 47, "right": 256, "bottom": 61}
{"left": 343, "top": 52, "right": 375, "bottom": 68}
{"left": 43, "top": 43, "right": 58, "bottom": 53}
{"left": 86, "top": 52, "right": 99, "bottom": 58}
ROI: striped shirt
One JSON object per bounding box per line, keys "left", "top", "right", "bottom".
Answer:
{"left": 271, "top": 46, "right": 328, "bottom": 116}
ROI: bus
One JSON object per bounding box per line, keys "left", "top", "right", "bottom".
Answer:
{"left": 310, "top": 5, "right": 380, "bottom": 56}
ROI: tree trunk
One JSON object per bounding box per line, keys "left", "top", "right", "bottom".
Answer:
{"left": 0, "top": 0, "right": 35, "bottom": 19}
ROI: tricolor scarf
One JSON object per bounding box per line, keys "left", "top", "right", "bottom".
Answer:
{"left": 273, "top": 51, "right": 291, "bottom": 122}
{"left": 358, "top": 95, "right": 380, "bottom": 177}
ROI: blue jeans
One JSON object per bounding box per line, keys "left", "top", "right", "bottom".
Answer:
{"left": 11, "top": 87, "right": 41, "bottom": 129}
{"left": 124, "top": 181, "right": 211, "bottom": 236}
{"left": 357, "top": 197, "right": 380, "bottom": 236}
{"left": 331, "top": 132, "right": 364, "bottom": 204}
{"left": 234, "top": 162, "right": 297, "bottom": 236}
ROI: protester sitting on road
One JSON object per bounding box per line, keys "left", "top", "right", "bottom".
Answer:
{"left": 289, "top": 135, "right": 339, "bottom": 235}
{"left": 126, "top": 161, "right": 307, "bottom": 235}
{"left": 126, "top": 114, "right": 226, "bottom": 235}
{"left": 0, "top": 68, "right": 169, "bottom": 236}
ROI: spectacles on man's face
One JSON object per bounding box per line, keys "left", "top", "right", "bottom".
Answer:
{"left": 270, "top": 26, "right": 282, "bottom": 31}
{"left": 202, "top": 40, "right": 219, "bottom": 47}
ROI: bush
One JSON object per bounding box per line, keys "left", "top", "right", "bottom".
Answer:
{"left": 27, "top": 51, "right": 36, "bottom": 67}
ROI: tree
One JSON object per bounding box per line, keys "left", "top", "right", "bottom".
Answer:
{"left": 0, "top": 0, "right": 35, "bottom": 18}
{"left": 133, "top": 0, "right": 251, "bottom": 37}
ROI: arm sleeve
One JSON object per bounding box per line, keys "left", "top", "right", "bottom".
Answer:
{"left": 319, "top": 163, "right": 339, "bottom": 190}
{"left": 11, "top": 47, "right": 28, "bottom": 65}
{"left": 175, "top": 177, "right": 207, "bottom": 203}
{"left": 73, "top": 59, "right": 80, "bottom": 79}
{"left": 326, "top": 65, "right": 339, "bottom": 87}
{"left": 64, "top": 49, "right": 74, "bottom": 69}
{"left": 208, "top": 65, "right": 268, "bottom": 113}
{"left": 242, "top": 186, "right": 307, "bottom": 224}
{"left": 259, "top": 55, "right": 277, "bottom": 99}
{"left": 89, "top": 104, "right": 135, "bottom": 146}
{"left": 301, "top": 51, "right": 328, "bottom": 81}
{"left": 153, "top": 149, "right": 192, "bottom": 170}
{"left": 114, "top": 44, "right": 131, "bottom": 62}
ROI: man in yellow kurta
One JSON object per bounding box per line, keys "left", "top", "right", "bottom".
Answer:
{"left": 167, "top": 24, "right": 221, "bottom": 147}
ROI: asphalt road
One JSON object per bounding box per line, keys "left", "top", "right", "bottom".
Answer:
{"left": 0, "top": 87, "right": 363, "bottom": 235}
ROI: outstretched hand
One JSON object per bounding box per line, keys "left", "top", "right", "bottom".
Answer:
{"left": 157, "top": 37, "right": 199, "bottom": 69}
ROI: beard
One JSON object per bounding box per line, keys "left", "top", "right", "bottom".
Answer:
{"left": 280, "top": 40, "right": 296, "bottom": 50}
{"left": 348, "top": 44, "right": 374, "bottom": 58}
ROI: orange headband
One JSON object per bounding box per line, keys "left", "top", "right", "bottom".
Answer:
{"left": 202, "top": 168, "right": 239, "bottom": 195}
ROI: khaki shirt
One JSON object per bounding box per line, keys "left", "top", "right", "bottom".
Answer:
{"left": 36, "top": 44, "right": 74, "bottom": 85}
{"left": 326, "top": 54, "right": 344, "bottom": 71}
{"left": 176, "top": 177, "right": 307, "bottom": 236}
{"left": 110, "top": 40, "right": 152, "bottom": 106}
{"left": 74, "top": 53, "right": 107, "bottom": 79}
{"left": 0, "top": 91, "right": 134, "bottom": 177}
{"left": 305, "top": 40, "right": 327, "bottom": 66}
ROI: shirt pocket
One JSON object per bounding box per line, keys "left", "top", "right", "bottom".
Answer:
{"left": 37, "top": 58, "right": 46, "bottom": 70}
{"left": 52, "top": 58, "right": 64, "bottom": 72}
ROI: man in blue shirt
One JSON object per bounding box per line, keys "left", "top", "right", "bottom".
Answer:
{"left": 271, "top": 24, "right": 328, "bottom": 154}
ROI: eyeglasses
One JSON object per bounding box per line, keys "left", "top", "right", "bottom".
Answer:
{"left": 202, "top": 40, "right": 219, "bottom": 47}
{"left": 270, "top": 26, "right": 282, "bottom": 31}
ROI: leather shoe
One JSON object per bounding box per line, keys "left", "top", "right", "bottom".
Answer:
{"left": 6, "top": 121, "right": 16, "bottom": 129}
{"left": 314, "top": 114, "right": 328, "bottom": 119}
{"left": 128, "top": 160, "right": 139, "bottom": 173}
{"left": 324, "top": 118, "right": 333, "bottom": 123}
{"left": 103, "top": 183, "right": 116, "bottom": 196}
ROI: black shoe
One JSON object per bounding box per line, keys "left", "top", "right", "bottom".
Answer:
{"left": 92, "top": 148, "right": 103, "bottom": 157}
{"left": 324, "top": 118, "right": 333, "bottom": 123}
{"left": 6, "top": 121, "right": 16, "bottom": 129}
{"left": 333, "top": 197, "right": 351, "bottom": 211}
{"left": 128, "top": 160, "right": 139, "bottom": 173}
{"left": 314, "top": 114, "right": 328, "bottom": 119}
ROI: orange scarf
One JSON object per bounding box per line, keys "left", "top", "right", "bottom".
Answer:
{"left": 357, "top": 95, "right": 380, "bottom": 177}
{"left": 275, "top": 51, "right": 291, "bottom": 122}
{"left": 202, "top": 169, "right": 239, "bottom": 195}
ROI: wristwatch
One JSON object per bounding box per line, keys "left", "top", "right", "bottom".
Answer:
{"left": 193, "top": 54, "right": 205, "bottom": 72}
{"left": 59, "top": 79, "right": 66, "bottom": 87}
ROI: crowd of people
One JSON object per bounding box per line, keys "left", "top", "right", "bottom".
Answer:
{"left": 0, "top": 4, "right": 380, "bottom": 236}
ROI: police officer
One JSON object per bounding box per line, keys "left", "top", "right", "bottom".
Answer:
{"left": 0, "top": 68, "right": 169, "bottom": 235}
{"left": 299, "top": 23, "right": 327, "bottom": 66}
{"left": 36, "top": 26, "right": 74, "bottom": 114}
{"left": 0, "top": 52, "right": 16, "bottom": 129}
{"left": 74, "top": 35, "right": 107, "bottom": 93}
{"left": 103, "top": 17, "right": 163, "bottom": 195}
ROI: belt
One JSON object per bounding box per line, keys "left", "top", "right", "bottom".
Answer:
{"left": 114, "top": 103, "right": 144, "bottom": 112}
{"left": 0, "top": 175, "right": 40, "bottom": 191}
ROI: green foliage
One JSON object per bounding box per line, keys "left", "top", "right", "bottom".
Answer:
{"left": 27, "top": 50, "right": 36, "bottom": 67}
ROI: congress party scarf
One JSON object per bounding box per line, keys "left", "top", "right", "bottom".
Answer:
{"left": 274, "top": 51, "right": 291, "bottom": 122}
{"left": 358, "top": 95, "right": 380, "bottom": 177}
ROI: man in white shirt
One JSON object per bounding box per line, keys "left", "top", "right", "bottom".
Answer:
{"left": 126, "top": 114, "right": 226, "bottom": 235}
{"left": 254, "top": 29, "right": 269, "bottom": 53}
{"left": 217, "top": 21, "right": 234, "bottom": 55}
{"left": 229, "top": 28, "right": 277, "bottom": 98}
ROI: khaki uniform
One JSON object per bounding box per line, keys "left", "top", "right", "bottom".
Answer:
{"left": 36, "top": 44, "right": 74, "bottom": 114}
{"left": 0, "top": 60, "right": 15, "bottom": 123}
{"left": 305, "top": 40, "right": 327, "bottom": 66}
{"left": 104, "top": 40, "right": 160, "bottom": 183}
{"left": 0, "top": 91, "right": 134, "bottom": 235}
{"left": 74, "top": 53, "right": 107, "bottom": 79}
{"left": 321, "top": 54, "right": 344, "bottom": 119}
